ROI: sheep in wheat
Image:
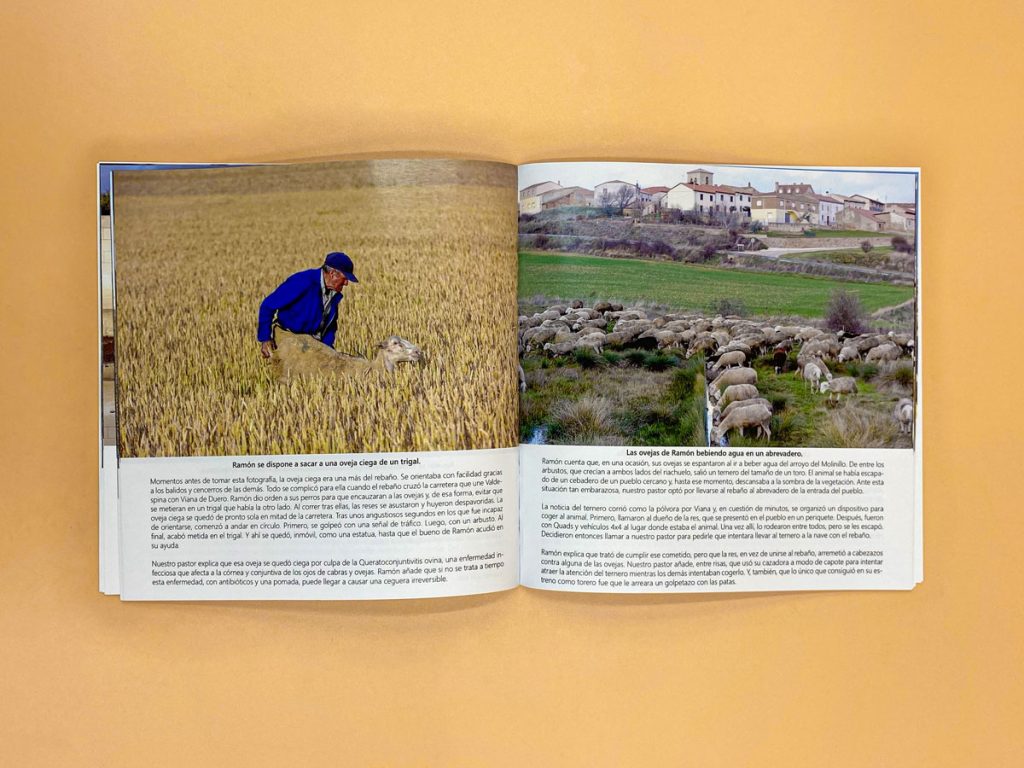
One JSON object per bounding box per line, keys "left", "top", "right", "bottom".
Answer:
{"left": 271, "top": 329, "right": 422, "bottom": 379}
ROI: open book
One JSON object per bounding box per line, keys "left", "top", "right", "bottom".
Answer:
{"left": 98, "top": 158, "right": 922, "bottom": 600}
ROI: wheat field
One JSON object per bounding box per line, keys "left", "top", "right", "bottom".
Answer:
{"left": 113, "top": 160, "right": 519, "bottom": 457}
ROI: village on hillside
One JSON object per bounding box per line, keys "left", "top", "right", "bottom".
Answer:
{"left": 520, "top": 168, "right": 916, "bottom": 233}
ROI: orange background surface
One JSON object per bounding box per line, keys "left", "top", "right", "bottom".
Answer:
{"left": 2, "top": 2, "right": 1022, "bottom": 765}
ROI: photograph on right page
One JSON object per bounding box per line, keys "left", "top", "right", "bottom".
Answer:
{"left": 517, "top": 163, "right": 917, "bottom": 450}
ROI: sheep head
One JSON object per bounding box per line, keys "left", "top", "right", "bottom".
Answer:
{"left": 377, "top": 336, "right": 423, "bottom": 372}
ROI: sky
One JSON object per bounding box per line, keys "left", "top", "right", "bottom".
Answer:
{"left": 518, "top": 162, "right": 918, "bottom": 203}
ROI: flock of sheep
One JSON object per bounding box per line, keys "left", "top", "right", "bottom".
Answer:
{"left": 518, "top": 300, "right": 916, "bottom": 445}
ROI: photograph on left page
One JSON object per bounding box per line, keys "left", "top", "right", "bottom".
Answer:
{"left": 109, "top": 159, "right": 520, "bottom": 458}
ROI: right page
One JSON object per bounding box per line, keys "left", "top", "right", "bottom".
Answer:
{"left": 517, "top": 162, "right": 921, "bottom": 592}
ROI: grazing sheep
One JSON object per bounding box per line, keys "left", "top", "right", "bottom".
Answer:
{"left": 639, "top": 329, "right": 680, "bottom": 349}
{"left": 543, "top": 340, "right": 577, "bottom": 356}
{"left": 710, "top": 350, "right": 746, "bottom": 372}
{"left": 772, "top": 345, "right": 788, "bottom": 374}
{"left": 888, "top": 331, "right": 914, "bottom": 349}
{"left": 819, "top": 376, "right": 858, "bottom": 403}
{"left": 796, "top": 327, "right": 826, "bottom": 343}
{"left": 573, "top": 335, "right": 605, "bottom": 354}
{"left": 893, "top": 398, "right": 914, "bottom": 434}
{"left": 838, "top": 344, "right": 861, "bottom": 363}
{"left": 572, "top": 318, "right": 608, "bottom": 333}
{"left": 717, "top": 383, "right": 760, "bottom": 408}
{"left": 712, "top": 403, "right": 773, "bottom": 444}
{"left": 797, "top": 352, "right": 833, "bottom": 380}
{"left": 272, "top": 330, "right": 422, "bottom": 378}
{"left": 718, "top": 341, "right": 753, "bottom": 358}
{"left": 802, "top": 338, "right": 840, "bottom": 359}
{"left": 865, "top": 342, "right": 901, "bottom": 363}
{"left": 523, "top": 325, "right": 560, "bottom": 350}
{"left": 855, "top": 334, "right": 889, "bottom": 354}
{"left": 708, "top": 366, "right": 758, "bottom": 394}
{"left": 686, "top": 335, "right": 718, "bottom": 359}
{"left": 718, "top": 397, "right": 773, "bottom": 422}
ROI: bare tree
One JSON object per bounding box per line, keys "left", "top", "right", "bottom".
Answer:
{"left": 612, "top": 184, "right": 638, "bottom": 215}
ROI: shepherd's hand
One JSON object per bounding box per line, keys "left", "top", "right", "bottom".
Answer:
{"left": 260, "top": 340, "right": 275, "bottom": 359}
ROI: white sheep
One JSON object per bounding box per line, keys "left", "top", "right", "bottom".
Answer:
{"left": 819, "top": 376, "right": 857, "bottom": 403}
{"left": 717, "top": 383, "right": 760, "bottom": 408}
{"left": 838, "top": 344, "right": 861, "bottom": 363}
{"left": 866, "top": 343, "right": 901, "bottom": 363}
{"left": 717, "top": 397, "right": 773, "bottom": 422}
{"left": 710, "top": 350, "right": 746, "bottom": 372}
{"left": 708, "top": 366, "right": 758, "bottom": 395}
{"left": 802, "top": 361, "right": 823, "bottom": 392}
{"left": 893, "top": 398, "right": 914, "bottom": 434}
{"left": 712, "top": 402, "right": 773, "bottom": 444}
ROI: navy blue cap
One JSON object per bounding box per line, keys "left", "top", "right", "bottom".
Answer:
{"left": 324, "top": 251, "right": 358, "bottom": 283}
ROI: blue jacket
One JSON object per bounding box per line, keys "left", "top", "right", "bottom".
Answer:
{"left": 258, "top": 268, "right": 343, "bottom": 348}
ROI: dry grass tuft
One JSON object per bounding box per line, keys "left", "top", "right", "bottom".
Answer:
{"left": 816, "top": 402, "right": 901, "bottom": 448}
{"left": 551, "top": 396, "right": 615, "bottom": 442}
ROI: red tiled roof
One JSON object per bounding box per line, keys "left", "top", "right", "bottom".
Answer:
{"left": 521, "top": 181, "right": 560, "bottom": 196}
{"left": 847, "top": 207, "right": 879, "bottom": 221}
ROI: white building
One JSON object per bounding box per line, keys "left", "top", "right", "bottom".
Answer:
{"left": 662, "top": 169, "right": 752, "bottom": 220}
{"left": 816, "top": 194, "right": 844, "bottom": 227}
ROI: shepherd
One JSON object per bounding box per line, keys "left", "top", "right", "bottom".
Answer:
{"left": 258, "top": 251, "right": 358, "bottom": 359}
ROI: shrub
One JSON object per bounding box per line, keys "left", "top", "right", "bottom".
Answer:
{"left": 860, "top": 240, "right": 874, "bottom": 253}
{"left": 700, "top": 243, "right": 718, "bottom": 261}
{"left": 825, "top": 289, "right": 868, "bottom": 335}
{"left": 601, "top": 350, "right": 623, "bottom": 366}
{"left": 642, "top": 352, "right": 677, "bottom": 372}
{"left": 573, "top": 347, "right": 605, "bottom": 369}
{"left": 533, "top": 233, "right": 550, "bottom": 249}
{"left": 668, "top": 357, "right": 703, "bottom": 400}
{"left": 709, "top": 297, "right": 748, "bottom": 317}
{"left": 891, "top": 235, "right": 915, "bottom": 254}
{"left": 879, "top": 362, "right": 915, "bottom": 389}
{"left": 844, "top": 360, "right": 880, "bottom": 380}
{"left": 623, "top": 349, "right": 649, "bottom": 367}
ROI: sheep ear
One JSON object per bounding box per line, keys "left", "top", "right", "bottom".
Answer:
{"left": 384, "top": 357, "right": 395, "bottom": 373}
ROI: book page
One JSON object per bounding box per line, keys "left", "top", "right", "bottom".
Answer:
{"left": 101, "top": 159, "right": 521, "bottom": 600}
{"left": 516, "top": 161, "right": 920, "bottom": 592}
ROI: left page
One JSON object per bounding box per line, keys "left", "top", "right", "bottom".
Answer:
{"left": 100, "top": 159, "right": 521, "bottom": 600}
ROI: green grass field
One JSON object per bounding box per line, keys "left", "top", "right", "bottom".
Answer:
{"left": 518, "top": 251, "right": 914, "bottom": 318}
{"left": 788, "top": 246, "right": 895, "bottom": 268}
